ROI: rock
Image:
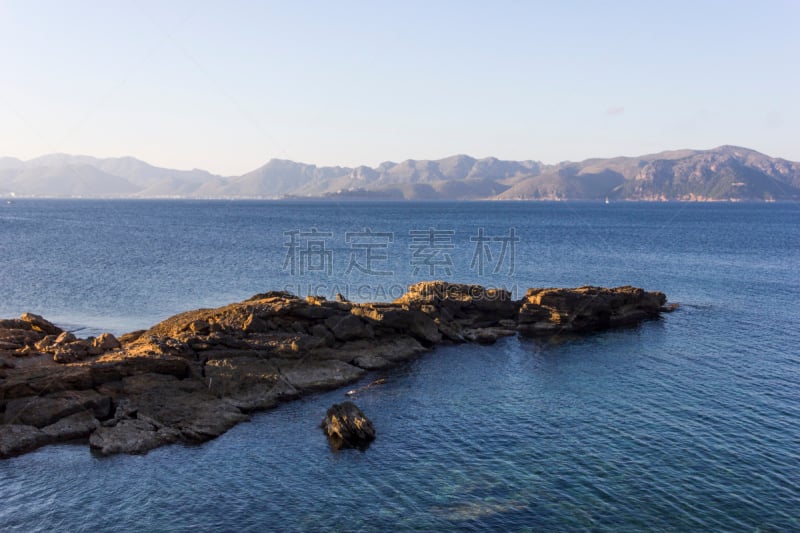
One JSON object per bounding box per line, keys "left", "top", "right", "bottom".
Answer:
{"left": 352, "top": 305, "right": 441, "bottom": 345}
{"left": 290, "top": 334, "right": 325, "bottom": 353}
{"left": 0, "top": 341, "right": 22, "bottom": 351}
{"left": 118, "top": 330, "right": 146, "bottom": 344}
{"left": 0, "top": 319, "right": 30, "bottom": 331}
{"left": 0, "top": 328, "right": 44, "bottom": 348}
{"left": 204, "top": 357, "right": 297, "bottom": 411}
{"left": 345, "top": 378, "right": 387, "bottom": 396}
{"left": 89, "top": 418, "right": 181, "bottom": 456}
{"left": 321, "top": 401, "right": 376, "bottom": 450}
{"left": 517, "top": 286, "right": 667, "bottom": 335}
{"left": 242, "top": 314, "right": 268, "bottom": 333}
{"left": 89, "top": 353, "right": 190, "bottom": 385}
{"left": 52, "top": 340, "right": 93, "bottom": 363}
{"left": 0, "top": 365, "right": 94, "bottom": 400}
{"left": 185, "top": 319, "right": 211, "bottom": 335}
{"left": 352, "top": 354, "right": 391, "bottom": 370}
{"left": 41, "top": 411, "right": 100, "bottom": 442}
{"left": 34, "top": 335, "right": 58, "bottom": 351}
{"left": 325, "top": 314, "right": 371, "bottom": 342}
{"left": 93, "top": 333, "right": 121, "bottom": 352}
{"left": 279, "top": 359, "right": 365, "bottom": 392}
{"left": 462, "top": 327, "right": 517, "bottom": 345}
{"left": 55, "top": 331, "right": 77, "bottom": 344}
{"left": 0, "top": 425, "right": 48, "bottom": 458}
{"left": 20, "top": 313, "right": 62, "bottom": 335}
{"left": 93, "top": 373, "right": 249, "bottom": 450}
{"left": 309, "top": 323, "right": 335, "bottom": 346}
{"left": 0, "top": 283, "right": 672, "bottom": 459}
{"left": 3, "top": 389, "right": 111, "bottom": 427}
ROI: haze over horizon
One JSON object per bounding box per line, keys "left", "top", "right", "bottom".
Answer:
{"left": 1, "top": 1, "right": 798, "bottom": 176}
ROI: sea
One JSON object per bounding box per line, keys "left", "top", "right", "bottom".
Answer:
{"left": 0, "top": 200, "right": 798, "bottom": 531}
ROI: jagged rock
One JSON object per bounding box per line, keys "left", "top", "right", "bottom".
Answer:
{"left": 517, "top": 286, "right": 667, "bottom": 335}
{"left": 0, "top": 282, "right": 671, "bottom": 459}
{"left": 52, "top": 340, "right": 93, "bottom": 363}
{"left": 395, "top": 281, "right": 517, "bottom": 324}
{"left": 352, "top": 305, "right": 441, "bottom": 345}
{"left": 20, "top": 313, "right": 62, "bottom": 335}
{"left": 321, "top": 401, "right": 376, "bottom": 450}
{"left": 34, "top": 335, "right": 58, "bottom": 351}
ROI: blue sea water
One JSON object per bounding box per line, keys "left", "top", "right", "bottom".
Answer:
{"left": 0, "top": 200, "right": 798, "bottom": 531}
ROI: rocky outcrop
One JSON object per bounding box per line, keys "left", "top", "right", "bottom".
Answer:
{"left": 0, "top": 282, "right": 671, "bottom": 458}
{"left": 321, "top": 402, "right": 376, "bottom": 450}
{"left": 517, "top": 286, "right": 667, "bottom": 335}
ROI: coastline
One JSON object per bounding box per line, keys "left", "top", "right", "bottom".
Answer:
{"left": 0, "top": 281, "right": 671, "bottom": 459}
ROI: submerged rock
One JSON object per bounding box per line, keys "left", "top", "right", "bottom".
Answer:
{"left": 321, "top": 401, "right": 376, "bottom": 450}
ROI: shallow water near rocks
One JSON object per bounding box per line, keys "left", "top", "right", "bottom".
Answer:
{"left": 1, "top": 201, "right": 798, "bottom": 530}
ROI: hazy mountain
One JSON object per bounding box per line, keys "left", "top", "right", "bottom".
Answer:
{"left": 1, "top": 146, "right": 798, "bottom": 200}
{"left": 497, "top": 146, "right": 800, "bottom": 201}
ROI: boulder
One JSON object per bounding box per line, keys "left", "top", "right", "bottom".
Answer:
{"left": 92, "top": 333, "right": 121, "bottom": 352}
{"left": 20, "top": 313, "right": 62, "bottom": 335}
{"left": 55, "top": 331, "right": 77, "bottom": 344}
{"left": 321, "top": 401, "right": 376, "bottom": 451}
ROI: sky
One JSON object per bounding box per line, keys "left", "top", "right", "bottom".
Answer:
{"left": 0, "top": 0, "right": 798, "bottom": 176}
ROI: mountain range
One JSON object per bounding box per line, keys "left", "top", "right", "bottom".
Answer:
{"left": 1, "top": 146, "right": 799, "bottom": 201}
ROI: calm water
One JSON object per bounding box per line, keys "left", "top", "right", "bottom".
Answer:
{"left": 1, "top": 200, "right": 798, "bottom": 531}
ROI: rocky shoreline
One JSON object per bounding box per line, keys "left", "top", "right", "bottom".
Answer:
{"left": 0, "top": 281, "right": 671, "bottom": 459}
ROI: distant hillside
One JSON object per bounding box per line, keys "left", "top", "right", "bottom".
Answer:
{"left": 1, "top": 146, "right": 798, "bottom": 201}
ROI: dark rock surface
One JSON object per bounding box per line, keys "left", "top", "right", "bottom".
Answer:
{"left": 0, "top": 282, "right": 671, "bottom": 458}
{"left": 321, "top": 401, "right": 376, "bottom": 450}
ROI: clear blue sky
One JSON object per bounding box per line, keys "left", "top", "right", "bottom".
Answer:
{"left": 1, "top": 0, "right": 797, "bottom": 175}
